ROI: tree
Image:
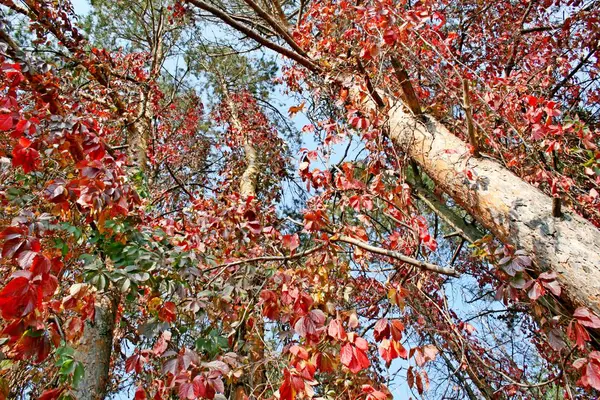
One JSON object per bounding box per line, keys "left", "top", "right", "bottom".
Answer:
{"left": 1, "top": 0, "right": 600, "bottom": 399}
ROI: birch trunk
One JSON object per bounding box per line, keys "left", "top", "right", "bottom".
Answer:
{"left": 388, "top": 103, "right": 600, "bottom": 315}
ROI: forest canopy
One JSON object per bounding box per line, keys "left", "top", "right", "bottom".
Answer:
{"left": 0, "top": 0, "right": 599, "bottom": 399}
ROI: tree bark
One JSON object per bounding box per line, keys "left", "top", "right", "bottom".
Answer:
{"left": 72, "top": 294, "right": 117, "bottom": 400}
{"left": 387, "top": 103, "right": 600, "bottom": 315}
{"left": 221, "top": 86, "right": 266, "bottom": 398}
{"left": 221, "top": 84, "right": 259, "bottom": 199}
{"left": 129, "top": 4, "right": 165, "bottom": 175}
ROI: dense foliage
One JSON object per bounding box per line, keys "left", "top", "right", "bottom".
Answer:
{"left": 0, "top": 0, "right": 599, "bottom": 399}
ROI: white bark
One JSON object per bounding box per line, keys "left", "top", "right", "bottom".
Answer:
{"left": 388, "top": 104, "right": 600, "bottom": 314}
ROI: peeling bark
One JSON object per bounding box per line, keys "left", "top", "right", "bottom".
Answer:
{"left": 240, "top": 139, "right": 259, "bottom": 198}
{"left": 129, "top": 89, "right": 152, "bottom": 173}
{"left": 388, "top": 103, "right": 600, "bottom": 315}
{"left": 72, "top": 294, "right": 117, "bottom": 400}
{"left": 221, "top": 84, "right": 259, "bottom": 199}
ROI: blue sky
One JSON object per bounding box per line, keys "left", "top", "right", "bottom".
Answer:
{"left": 72, "top": 0, "right": 90, "bottom": 15}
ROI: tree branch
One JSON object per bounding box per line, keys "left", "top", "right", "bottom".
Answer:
{"left": 185, "top": 0, "right": 320, "bottom": 73}
{"left": 333, "top": 234, "right": 459, "bottom": 277}
{"left": 390, "top": 56, "right": 422, "bottom": 117}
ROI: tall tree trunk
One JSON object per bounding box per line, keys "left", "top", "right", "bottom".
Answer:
{"left": 240, "top": 138, "right": 259, "bottom": 198}
{"left": 129, "top": 89, "right": 152, "bottom": 172}
{"left": 129, "top": 5, "right": 165, "bottom": 175}
{"left": 220, "top": 83, "right": 260, "bottom": 199}
{"left": 72, "top": 294, "right": 117, "bottom": 400}
{"left": 71, "top": 15, "right": 165, "bottom": 393}
{"left": 221, "top": 87, "right": 266, "bottom": 399}
{"left": 387, "top": 103, "right": 600, "bottom": 315}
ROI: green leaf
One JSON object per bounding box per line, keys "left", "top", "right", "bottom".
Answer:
{"left": 60, "top": 359, "right": 75, "bottom": 376}
{"left": 72, "top": 362, "right": 84, "bottom": 388}
{"left": 121, "top": 279, "right": 131, "bottom": 293}
{"left": 0, "top": 360, "right": 13, "bottom": 371}
{"left": 55, "top": 345, "right": 74, "bottom": 359}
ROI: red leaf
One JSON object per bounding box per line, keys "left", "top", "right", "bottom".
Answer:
{"left": 159, "top": 301, "right": 177, "bottom": 323}
{"left": 288, "top": 102, "right": 305, "bottom": 117}
{"left": 193, "top": 374, "right": 214, "bottom": 399}
{"left": 390, "top": 320, "right": 404, "bottom": 341}
{"left": 282, "top": 234, "right": 300, "bottom": 252}
{"left": 353, "top": 345, "right": 371, "bottom": 372}
{"left": 0, "top": 277, "right": 42, "bottom": 319}
{"left": 134, "top": 387, "right": 147, "bottom": 400}
{"left": 415, "top": 371, "right": 424, "bottom": 394}
{"left": 577, "top": 356, "right": 600, "bottom": 391}
{"left": 12, "top": 137, "right": 40, "bottom": 173}
{"left": 0, "top": 113, "right": 13, "bottom": 131}
{"left": 340, "top": 343, "right": 354, "bottom": 368}
{"left": 13, "top": 327, "right": 59, "bottom": 364}
{"left": 294, "top": 309, "right": 325, "bottom": 340}
{"left": 541, "top": 279, "right": 561, "bottom": 297}
{"left": 354, "top": 336, "right": 369, "bottom": 351}
{"left": 423, "top": 344, "right": 439, "bottom": 363}
{"left": 38, "top": 388, "right": 64, "bottom": 400}
{"left": 153, "top": 330, "right": 172, "bottom": 356}
{"left": 378, "top": 339, "right": 407, "bottom": 365}
{"left": 361, "top": 384, "right": 389, "bottom": 400}
{"left": 574, "top": 307, "right": 600, "bottom": 328}
{"left": 548, "top": 328, "right": 566, "bottom": 351}
{"left": 290, "top": 344, "right": 309, "bottom": 360}
{"left": 586, "top": 360, "right": 600, "bottom": 390}
{"left": 1, "top": 226, "right": 40, "bottom": 259}
{"left": 260, "top": 290, "right": 280, "bottom": 320}
{"left": 573, "top": 358, "right": 588, "bottom": 369}
{"left": 279, "top": 369, "right": 295, "bottom": 400}
{"left": 527, "top": 281, "right": 545, "bottom": 300}
{"left": 328, "top": 318, "right": 347, "bottom": 341}
{"left": 178, "top": 382, "right": 196, "bottom": 400}
{"left": 125, "top": 353, "right": 147, "bottom": 374}
{"left": 14, "top": 119, "right": 37, "bottom": 137}
{"left": 538, "top": 271, "right": 557, "bottom": 280}
{"left": 383, "top": 29, "right": 398, "bottom": 45}
{"left": 40, "top": 274, "right": 58, "bottom": 299}
{"left": 2, "top": 64, "right": 24, "bottom": 87}
{"left": 524, "top": 95, "right": 539, "bottom": 107}
{"left": 17, "top": 250, "right": 38, "bottom": 269}
{"left": 373, "top": 319, "right": 389, "bottom": 342}
{"left": 341, "top": 342, "right": 370, "bottom": 373}
{"left": 568, "top": 320, "right": 590, "bottom": 350}
{"left": 348, "top": 114, "right": 370, "bottom": 130}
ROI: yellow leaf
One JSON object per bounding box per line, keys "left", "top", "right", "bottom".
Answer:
{"left": 288, "top": 101, "right": 305, "bottom": 117}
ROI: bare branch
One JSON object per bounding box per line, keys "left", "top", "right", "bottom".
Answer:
{"left": 333, "top": 234, "right": 459, "bottom": 277}
{"left": 185, "top": 0, "right": 320, "bottom": 72}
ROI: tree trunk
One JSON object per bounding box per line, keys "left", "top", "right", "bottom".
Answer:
{"left": 72, "top": 294, "right": 117, "bottom": 400}
{"left": 222, "top": 87, "right": 266, "bottom": 399}
{"left": 387, "top": 103, "right": 600, "bottom": 315}
{"left": 129, "top": 88, "right": 152, "bottom": 172}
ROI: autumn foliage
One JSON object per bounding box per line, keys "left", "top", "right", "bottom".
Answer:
{"left": 0, "top": 0, "right": 600, "bottom": 399}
